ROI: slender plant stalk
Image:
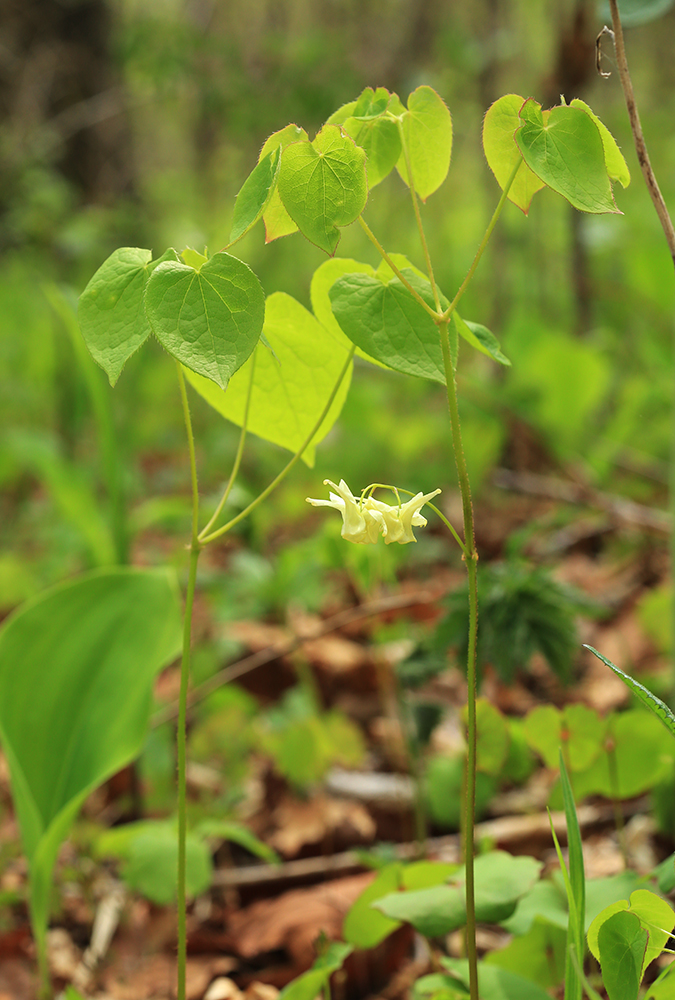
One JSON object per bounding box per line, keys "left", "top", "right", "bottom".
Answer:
{"left": 199, "top": 346, "right": 356, "bottom": 545}
{"left": 362, "top": 144, "right": 518, "bottom": 1000}
{"left": 440, "top": 319, "right": 480, "bottom": 999}
{"left": 200, "top": 349, "right": 256, "bottom": 539}
{"left": 176, "top": 363, "right": 202, "bottom": 1000}
{"left": 441, "top": 159, "right": 521, "bottom": 324}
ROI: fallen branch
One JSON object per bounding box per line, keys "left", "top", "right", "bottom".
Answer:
{"left": 214, "top": 797, "right": 649, "bottom": 887}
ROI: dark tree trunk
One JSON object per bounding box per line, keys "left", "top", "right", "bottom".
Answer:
{"left": 0, "top": 0, "right": 134, "bottom": 211}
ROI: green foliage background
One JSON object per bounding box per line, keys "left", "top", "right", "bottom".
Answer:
{"left": 1, "top": 0, "right": 675, "bottom": 600}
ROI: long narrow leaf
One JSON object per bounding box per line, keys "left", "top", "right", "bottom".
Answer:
{"left": 559, "top": 751, "right": 585, "bottom": 1000}
{"left": 584, "top": 645, "right": 675, "bottom": 739}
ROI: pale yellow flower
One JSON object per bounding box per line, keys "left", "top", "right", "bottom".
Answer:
{"left": 306, "top": 480, "right": 441, "bottom": 545}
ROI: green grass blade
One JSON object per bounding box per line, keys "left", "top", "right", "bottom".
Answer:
{"left": 584, "top": 645, "right": 675, "bottom": 739}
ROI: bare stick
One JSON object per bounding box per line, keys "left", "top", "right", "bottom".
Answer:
{"left": 602, "top": 6, "right": 675, "bottom": 265}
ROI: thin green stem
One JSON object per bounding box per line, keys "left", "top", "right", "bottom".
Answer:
{"left": 200, "top": 346, "right": 356, "bottom": 546}
{"left": 199, "top": 349, "right": 256, "bottom": 541}
{"left": 35, "top": 921, "right": 50, "bottom": 1000}
{"left": 176, "top": 543, "right": 199, "bottom": 1000}
{"left": 439, "top": 319, "right": 479, "bottom": 1000}
{"left": 175, "top": 363, "right": 202, "bottom": 1000}
{"left": 357, "top": 217, "right": 440, "bottom": 321}
{"left": 441, "top": 159, "right": 520, "bottom": 324}
{"left": 396, "top": 119, "right": 441, "bottom": 311}
{"left": 177, "top": 364, "right": 200, "bottom": 542}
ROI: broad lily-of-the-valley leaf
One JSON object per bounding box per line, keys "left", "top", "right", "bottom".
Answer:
{"left": 0, "top": 568, "right": 182, "bottom": 971}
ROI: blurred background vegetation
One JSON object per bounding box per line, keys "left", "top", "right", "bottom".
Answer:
{"left": 1, "top": 0, "right": 674, "bottom": 609}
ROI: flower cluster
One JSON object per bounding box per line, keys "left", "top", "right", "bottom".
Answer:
{"left": 306, "top": 479, "right": 441, "bottom": 545}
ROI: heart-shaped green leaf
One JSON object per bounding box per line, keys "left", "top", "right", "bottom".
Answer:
{"left": 145, "top": 251, "right": 264, "bottom": 389}
{"left": 482, "top": 94, "right": 546, "bottom": 214}
{"left": 396, "top": 86, "right": 453, "bottom": 201}
{"left": 0, "top": 567, "right": 182, "bottom": 965}
{"left": 516, "top": 100, "right": 620, "bottom": 214}
{"left": 78, "top": 247, "right": 178, "bottom": 385}
{"left": 329, "top": 270, "right": 445, "bottom": 383}
{"left": 259, "top": 124, "right": 308, "bottom": 242}
{"left": 352, "top": 86, "right": 392, "bottom": 119}
{"left": 342, "top": 115, "right": 401, "bottom": 188}
{"left": 589, "top": 890, "right": 675, "bottom": 976}
{"left": 230, "top": 146, "right": 282, "bottom": 244}
{"left": 278, "top": 124, "right": 368, "bottom": 254}
{"left": 184, "top": 291, "right": 352, "bottom": 466}
{"left": 122, "top": 825, "right": 212, "bottom": 905}
{"left": 597, "top": 910, "right": 648, "bottom": 1000}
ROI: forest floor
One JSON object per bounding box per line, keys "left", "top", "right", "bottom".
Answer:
{"left": 1, "top": 463, "right": 673, "bottom": 1000}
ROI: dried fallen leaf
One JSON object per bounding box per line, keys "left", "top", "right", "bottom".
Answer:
{"left": 268, "top": 794, "right": 375, "bottom": 857}
{"left": 227, "top": 872, "right": 374, "bottom": 968}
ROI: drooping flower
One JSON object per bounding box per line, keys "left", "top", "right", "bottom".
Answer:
{"left": 306, "top": 480, "right": 441, "bottom": 545}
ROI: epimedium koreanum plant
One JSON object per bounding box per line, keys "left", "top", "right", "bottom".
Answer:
{"left": 2, "top": 83, "right": 629, "bottom": 1000}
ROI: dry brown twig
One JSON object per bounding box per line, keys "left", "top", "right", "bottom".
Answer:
{"left": 599, "top": 4, "right": 675, "bottom": 266}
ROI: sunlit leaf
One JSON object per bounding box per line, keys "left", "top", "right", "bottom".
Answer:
{"left": 396, "top": 86, "right": 453, "bottom": 200}
{"left": 482, "top": 95, "right": 545, "bottom": 213}
{"left": 184, "top": 291, "right": 352, "bottom": 466}
{"left": 570, "top": 99, "right": 630, "bottom": 188}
